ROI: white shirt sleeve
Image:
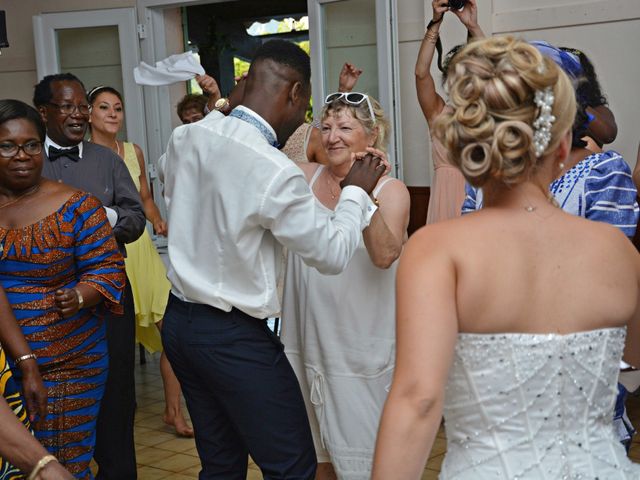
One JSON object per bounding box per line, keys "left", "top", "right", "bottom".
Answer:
{"left": 103, "top": 206, "right": 118, "bottom": 227}
{"left": 260, "top": 164, "right": 377, "bottom": 275}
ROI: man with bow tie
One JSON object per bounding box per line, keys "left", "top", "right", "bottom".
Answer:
{"left": 35, "top": 73, "right": 145, "bottom": 480}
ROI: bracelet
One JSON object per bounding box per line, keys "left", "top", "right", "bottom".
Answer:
{"left": 28, "top": 454, "right": 58, "bottom": 480}
{"left": 74, "top": 288, "right": 84, "bottom": 309}
{"left": 14, "top": 353, "right": 37, "bottom": 366}
{"left": 425, "top": 30, "right": 439, "bottom": 43}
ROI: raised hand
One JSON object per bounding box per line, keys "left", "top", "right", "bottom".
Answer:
{"left": 452, "top": 0, "right": 482, "bottom": 35}
{"left": 338, "top": 63, "right": 363, "bottom": 93}
{"left": 432, "top": 0, "right": 450, "bottom": 23}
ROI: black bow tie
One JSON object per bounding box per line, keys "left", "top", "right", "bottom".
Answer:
{"left": 48, "top": 145, "right": 81, "bottom": 162}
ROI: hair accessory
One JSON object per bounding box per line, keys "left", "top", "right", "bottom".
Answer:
{"left": 324, "top": 92, "right": 376, "bottom": 124}
{"left": 532, "top": 87, "right": 555, "bottom": 157}
{"left": 87, "top": 85, "right": 108, "bottom": 99}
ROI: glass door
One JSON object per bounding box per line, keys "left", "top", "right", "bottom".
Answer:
{"left": 33, "top": 8, "right": 146, "bottom": 153}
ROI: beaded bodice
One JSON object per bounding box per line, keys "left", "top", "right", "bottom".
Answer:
{"left": 440, "top": 327, "right": 640, "bottom": 479}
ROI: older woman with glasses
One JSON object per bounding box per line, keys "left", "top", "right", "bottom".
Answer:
{"left": 280, "top": 92, "right": 410, "bottom": 480}
{"left": 0, "top": 99, "right": 125, "bottom": 478}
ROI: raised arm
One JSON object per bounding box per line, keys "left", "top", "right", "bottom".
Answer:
{"left": 372, "top": 227, "right": 458, "bottom": 479}
{"left": 415, "top": 1, "right": 448, "bottom": 127}
{"left": 134, "top": 143, "right": 167, "bottom": 236}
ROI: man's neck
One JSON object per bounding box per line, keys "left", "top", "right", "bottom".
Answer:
{"left": 45, "top": 135, "right": 82, "bottom": 150}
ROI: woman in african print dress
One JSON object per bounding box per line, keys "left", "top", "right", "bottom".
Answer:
{"left": 0, "top": 99, "right": 125, "bottom": 479}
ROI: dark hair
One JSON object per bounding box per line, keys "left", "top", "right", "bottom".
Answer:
{"left": 33, "top": 73, "right": 87, "bottom": 108}
{"left": 251, "top": 40, "right": 311, "bottom": 88}
{"left": 0, "top": 99, "right": 47, "bottom": 141}
{"left": 571, "top": 92, "right": 590, "bottom": 149}
{"left": 441, "top": 44, "right": 465, "bottom": 86}
{"left": 560, "top": 47, "right": 607, "bottom": 107}
{"left": 88, "top": 85, "right": 123, "bottom": 105}
{"left": 176, "top": 94, "right": 208, "bottom": 120}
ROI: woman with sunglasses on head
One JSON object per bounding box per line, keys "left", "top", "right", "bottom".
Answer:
{"left": 0, "top": 99, "right": 125, "bottom": 478}
{"left": 87, "top": 86, "right": 194, "bottom": 437}
{"left": 280, "top": 91, "right": 410, "bottom": 480}
{"left": 417, "top": 0, "right": 484, "bottom": 225}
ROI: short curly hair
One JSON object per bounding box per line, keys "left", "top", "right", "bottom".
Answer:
{"left": 176, "top": 94, "right": 208, "bottom": 121}
{"left": 33, "top": 73, "right": 86, "bottom": 108}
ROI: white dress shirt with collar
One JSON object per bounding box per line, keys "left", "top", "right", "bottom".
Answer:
{"left": 44, "top": 136, "right": 118, "bottom": 226}
{"left": 160, "top": 105, "right": 377, "bottom": 319}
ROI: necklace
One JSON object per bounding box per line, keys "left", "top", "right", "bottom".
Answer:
{"left": 524, "top": 191, "right": 559, "bottom": 213}
{"left": 325, "top": 170, "right": 342, "bottom": 200}
{"left": 0, "top": 184, "right": 41, "bottom": 209}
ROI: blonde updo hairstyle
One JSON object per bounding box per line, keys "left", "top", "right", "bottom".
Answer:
{"left": 434, "top": 36, "right": 576, "bottom": 187}
{"left": 321, "top": 95, "right": 391, "bottom": 152}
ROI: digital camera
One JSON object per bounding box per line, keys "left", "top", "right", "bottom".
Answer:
{"left": 448, "top": 0, "right": 467, "bottom": 10}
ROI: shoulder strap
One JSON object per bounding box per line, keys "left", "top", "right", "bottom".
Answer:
{"left": 372, "top": 177, "right": 394, "bottom": 198}
{"left": 309, "top": 165, "right": 324, "bottom": 188}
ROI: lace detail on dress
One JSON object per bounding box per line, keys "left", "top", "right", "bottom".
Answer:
{"left": 440, "top": 328, "right": 640, "bottom": 479}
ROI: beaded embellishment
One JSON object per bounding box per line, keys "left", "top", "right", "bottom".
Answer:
{"left": 532, "top": 87, "right": 556, "bottom": 158}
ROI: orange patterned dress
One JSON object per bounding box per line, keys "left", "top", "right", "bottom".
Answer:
{"left": 0, "top": 192, "right": 125, "bottom": 479}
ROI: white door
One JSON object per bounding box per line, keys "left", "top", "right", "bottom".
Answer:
{"left": 33, "top": 8, "right": 147, "bottom": 153}
{"left": 308, "top": 0, "right": 402, "bottom": 178}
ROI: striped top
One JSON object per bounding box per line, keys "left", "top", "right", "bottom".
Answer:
{"left": 461, "top": 151, "right": 640, "bottom": 237}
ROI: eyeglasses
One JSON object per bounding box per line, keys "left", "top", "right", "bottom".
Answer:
{"left": 324, "top": 92, "right": 376, "bottom": 123}
{"left": 0, "top": 141, "right": 43, "bottom": 158}
{"left": 47, "top": 102, "right": 91, "bottom": 116}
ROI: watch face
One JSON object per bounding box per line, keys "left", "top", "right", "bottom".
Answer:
{"left": 215, "top": 98, "right": 229, "bottom": 109}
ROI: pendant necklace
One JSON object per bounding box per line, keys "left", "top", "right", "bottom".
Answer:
{"left": 326, "top": 170, "right": 341, "bottom": 200}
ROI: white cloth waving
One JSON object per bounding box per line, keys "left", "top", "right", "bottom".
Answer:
{"left": 134, "top": 52, "right": 205, "bottom": 86}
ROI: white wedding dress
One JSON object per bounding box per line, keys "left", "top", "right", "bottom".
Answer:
{"left": 440, "top": 327, "right": 640, "bottom": 479}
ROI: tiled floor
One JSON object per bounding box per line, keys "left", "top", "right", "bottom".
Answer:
{"left": 130, "top": 351, "right": 640, "bottom": 479}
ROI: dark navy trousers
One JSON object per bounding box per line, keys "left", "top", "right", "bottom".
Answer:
{"left": 162, "top": 294, "right": 317, "bottom": 480}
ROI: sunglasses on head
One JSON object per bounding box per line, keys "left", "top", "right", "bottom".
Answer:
{"left": 324, "top": 92, "right": 376, "bottom": 123}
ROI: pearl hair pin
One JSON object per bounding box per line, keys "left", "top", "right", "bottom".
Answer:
{"left": 532, "top": 87, "right": 556, "bottom": 158}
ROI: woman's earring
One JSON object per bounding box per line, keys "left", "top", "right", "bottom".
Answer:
{"left": 558, "top": 162, "right": 565, "bottom": 171}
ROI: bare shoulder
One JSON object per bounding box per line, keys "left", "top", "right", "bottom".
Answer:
{"left": 295, "top": 161, "right": 321, "bottom": 184}
{"left": 376, "top": 176, "right": 409, "bottom": 199}
{"left": 132, "top": 143, "right": 145, "bottom": 159}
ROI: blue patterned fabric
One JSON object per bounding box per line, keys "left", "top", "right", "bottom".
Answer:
{"left": 461, "top": 151, "right": 639, "bottom": 237}
{"left": 550, "top": 151, "right": 639, "bottom": 236}
{"left": 229, "top": 108, "right": 280, "bottom": 148}
{"left": 0, "top": 192, "right": 125, "bottom": 479}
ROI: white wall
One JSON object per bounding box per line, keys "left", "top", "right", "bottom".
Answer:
{"left": 0, "top": 0, "right": 134, "bottom": 103}
{"left": 1, "top": 0, "right": 638, "bottom": 185}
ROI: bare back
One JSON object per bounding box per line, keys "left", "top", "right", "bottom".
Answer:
{"left": 443, "top": 208, "right": 640, "bottom": 335}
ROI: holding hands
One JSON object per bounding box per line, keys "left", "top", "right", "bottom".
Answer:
{"left": 341, "top": 150, "right": 388, "bottom": 195}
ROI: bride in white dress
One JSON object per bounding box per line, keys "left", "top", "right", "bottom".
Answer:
{"left": 372, "top": 35, "right": 640, "bottom": 479}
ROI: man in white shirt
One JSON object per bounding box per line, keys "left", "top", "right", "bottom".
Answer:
{"left": 160, "top": 40, "right": 385, "bottom": 479}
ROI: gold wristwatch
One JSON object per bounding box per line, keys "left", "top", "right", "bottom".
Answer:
{"left": 214, "top": 97, "right": 230, "bottom": 111}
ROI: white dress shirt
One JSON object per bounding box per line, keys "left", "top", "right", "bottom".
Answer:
{"left": 45, "top": 136, "right": 118, "bottom": 226}
{"left": 160, "top": 106, "right": 377, "bottom": 319}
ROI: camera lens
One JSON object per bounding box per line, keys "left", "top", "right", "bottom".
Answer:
{"left": 448, "top": 0, "right": 467, "bottom": 10}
